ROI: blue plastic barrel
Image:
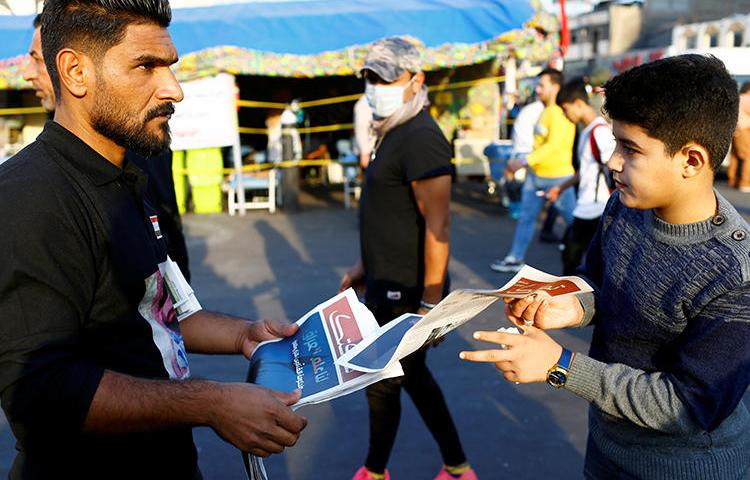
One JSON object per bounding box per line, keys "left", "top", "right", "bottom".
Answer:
{"left": 483, "top": 143, "right": 513, "bottom": 180}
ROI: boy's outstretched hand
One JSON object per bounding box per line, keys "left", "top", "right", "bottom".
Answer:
{"left": 504, "top": 294, "right": 584, "bottom": 330}
{"left": 459, "top": 325, "right": 563, "bottom": 383}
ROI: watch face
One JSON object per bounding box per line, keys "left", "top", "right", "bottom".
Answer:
{"left": 548, "top": 370, "right": 566, "bottom": 388}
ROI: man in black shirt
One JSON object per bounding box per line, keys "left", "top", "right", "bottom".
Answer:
{"left": 340, "top": 38, "right": 476, "bottom": 480}
{"left": 0, "top": 1, "right": 305, "bottom": 478}
{"left": 24, "top": 14, "right": 191, "bottom": 282}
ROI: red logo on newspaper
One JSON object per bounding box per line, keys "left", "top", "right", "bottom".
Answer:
{"left": 322, "top": 297, "right": 365, "bottom": 382}
{"left": 498, "top": 278, "right": 580, "bottom": 297}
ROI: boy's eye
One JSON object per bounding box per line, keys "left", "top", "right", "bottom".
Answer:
{"left": 138, "top": 63, "right": 155, "bottom": 71}
{"left": 618, "top": 143, "right": 638, "bottom": 156}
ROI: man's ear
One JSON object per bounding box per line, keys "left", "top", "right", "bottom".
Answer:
{"left": 411, "top": 71, "right": 425, "bottom": 94}
{"left": 680, "top": 142, "right": 710, "bottom": 179}
{"left": 56, "top": 48, "right": 90, "bottom": 99}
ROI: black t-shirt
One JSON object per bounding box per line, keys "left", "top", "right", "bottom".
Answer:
{"left": 360, "top": 110, "right": 452, "bottom": 309}
{"left": 127, "top": 150, "right": 191, "bottom": 282}
{"left": 0, "top": 122, "right": 197, "bottom": 479}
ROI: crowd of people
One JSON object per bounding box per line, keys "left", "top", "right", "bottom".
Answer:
{"left": 1, "top": 0, "right": 749, "bottom": 479}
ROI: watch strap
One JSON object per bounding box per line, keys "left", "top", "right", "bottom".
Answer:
{"left": 557, "top": 347, "right": 573, "bottom": 371}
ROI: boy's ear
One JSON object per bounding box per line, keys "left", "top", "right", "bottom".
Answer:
{"left": 680, "top": 142, "right": 710, "bottom": 179}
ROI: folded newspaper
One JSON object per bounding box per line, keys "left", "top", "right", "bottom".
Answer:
{"left": 244, "top": 288, "right": 403, "bottom": 480}
{"left": 244, "top": 266, "right": 591, "bottom": 479}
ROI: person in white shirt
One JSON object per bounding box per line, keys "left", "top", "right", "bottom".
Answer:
{"left": 510, "top": 99, "right": 544, "bottom": 159}
{"left": 547, "top": 78, "right": 616, "bottom": 275}
{"left": 353, "top": 95, "right": 376, "bottom": 169}
{"left": 503, "top": 99, "right": 544, "bottom": 218}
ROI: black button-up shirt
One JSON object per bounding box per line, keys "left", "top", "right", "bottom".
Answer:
{"left": 0, "top": 122, "right": 197, "bottom": 479}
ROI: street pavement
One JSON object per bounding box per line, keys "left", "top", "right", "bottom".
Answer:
{"left": 1, "top": 179, "right": 749, "bottom": 479}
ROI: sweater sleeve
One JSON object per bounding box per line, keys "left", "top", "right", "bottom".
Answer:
{"left": 565, "top": 286, "right": 750, "bottom": 433}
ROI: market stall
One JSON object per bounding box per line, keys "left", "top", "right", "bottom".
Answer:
{"left": 0, "top": 0, "right": 559, "bottom": 213}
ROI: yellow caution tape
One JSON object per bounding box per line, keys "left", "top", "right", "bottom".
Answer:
{"left": 238, "top": 127, "right": 271, "bottom": 135}
{"left": 236, "top": 75, "right": 510, "bottom": 110}
{"left": 236, "top": 99, "right": 288, "bottom": 109}
{"left": 173, "top": 157, "right": 494, "bottom": 176}
{"left": 0, "top": 106, "right": 47, "bottom": 116}
{"left": 297, "top": 123, "right": 354, "bottom": 134}
{"left": 427, "top": 75, "right": 505, "bottom": 93}
{"left": 297, "top": 93, "right": 363, "bottom": 109}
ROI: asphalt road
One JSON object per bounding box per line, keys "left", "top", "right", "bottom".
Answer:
{"left": 1, "top": 179, "right": 749, "bottom": 479}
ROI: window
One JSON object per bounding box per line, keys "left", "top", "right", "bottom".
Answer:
{"left": 685, "top": 33, "right": 697, "bottom": 50}
{"left": 704, "top": 26, "right": 720, "bottom": 48}
{"left": 733, "top": 29, "right": 744, "bottom": 47}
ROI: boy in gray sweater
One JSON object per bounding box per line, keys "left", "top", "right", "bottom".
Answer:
{"left": 461, "top": 55, "right": 750, "bottom": 479}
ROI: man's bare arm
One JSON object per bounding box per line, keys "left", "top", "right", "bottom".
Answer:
{"left": 412, "top": 175, "right": 451, "bottom": 305}
{"left": 83, "top": 370, "right": 306, "bottom": 457}
{"left": 180, "top": 310, "right": 298, "bottom": 359}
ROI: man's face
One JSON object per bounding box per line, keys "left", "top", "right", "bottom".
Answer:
{"left": 608, "top": 121, "right": 682, "bottom": 212}
{"left": 560, "top": 100, "right": 583, "bottom": 124}
{"left": 89, "top": 23, "right": 183, "bottom": 157}
{"left": 23, "top": 27, "right": 55, "bottom": 111}
{"left": 535, "top": 74, "right": 559, "bottom": 105}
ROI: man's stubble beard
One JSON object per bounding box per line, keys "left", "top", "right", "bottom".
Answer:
{"left": 91, "top": 75, "right": 174, "bottom": 157}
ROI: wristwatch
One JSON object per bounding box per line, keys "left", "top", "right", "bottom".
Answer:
{"left": 546, "top": 348, "right": 574, "bottom": 388}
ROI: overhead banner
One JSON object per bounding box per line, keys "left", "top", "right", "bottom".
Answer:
{"left": 169, "top": 73, "right": 238, "bottom": 151}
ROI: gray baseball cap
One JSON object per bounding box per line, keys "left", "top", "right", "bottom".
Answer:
{"left": 360, "top": 37, "right": 422, "bottom": 83}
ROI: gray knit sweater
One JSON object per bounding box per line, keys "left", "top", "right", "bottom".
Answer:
{"left": 567, "top": 191, "right": 750, "bottom": 479}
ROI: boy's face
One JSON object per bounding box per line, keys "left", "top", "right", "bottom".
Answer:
{"left": 608, "top": 121, "right": 683, "bottom": 211}
{"left": 560, "top": 99, "right": 584, "bottom": 124}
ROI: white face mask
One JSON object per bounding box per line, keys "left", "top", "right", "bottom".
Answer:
{"left": 365, "top": 76, "right": 416, "bottom": 118}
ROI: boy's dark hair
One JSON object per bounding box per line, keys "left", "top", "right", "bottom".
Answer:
{"left": 33, "top": 14, "right": 42, "bottom": 28}
{"left": 740, "top": 81, "right": 750, "bottom": 95}
{"left": 603, "top": 54, "right": 738, "bottom": 170}
{"left": 538, "top": 68, "right": 563, "bottom": 86}
{"left": 557, "top": 77, "right": 590, "bottom": 107}
{"left": 41, "top": 0, "right": 172, "bottom": 100}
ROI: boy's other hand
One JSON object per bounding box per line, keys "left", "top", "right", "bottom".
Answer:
{"left": 459, "top": 326, "right": 563, "bottom": 383}
{"left": 503, "top": 295, "right": 583, "bottom": 330}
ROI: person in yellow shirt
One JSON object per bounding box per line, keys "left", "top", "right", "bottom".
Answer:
{"left": 491, "top": 68, "right": 576, "bottom": 273}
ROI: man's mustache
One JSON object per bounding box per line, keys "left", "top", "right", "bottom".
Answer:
{"left": 145, "top": 103, "right": 175, "bottom": 122}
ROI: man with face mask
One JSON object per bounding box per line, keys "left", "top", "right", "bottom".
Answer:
{"left": 340, "top": 37, "right": 476, "bottom": 480}
{"left": 0, "top": 1, "right": 306, "bottom": 478}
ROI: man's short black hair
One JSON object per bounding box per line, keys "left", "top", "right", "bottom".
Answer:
{"left": 538, "top": 68, "right": 563, "bottom": 86}
{"left": 41, "top": 0, "right": 172, "bottom": 100}
{"left": 740, "top": 81, "right": 750, "bottom": 95}
{"left": 33, "top": 13, "right": 42, "bottom": 28}
{"left": 557, "top": 78, "right": 589, "bottom": 106}
{"left": 603, "top": 54, "right": 738, "bottom": 170}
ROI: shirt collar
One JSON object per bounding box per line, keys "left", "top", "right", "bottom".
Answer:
{"left": 38, "top": 120, "right": 136, "bottom": 187}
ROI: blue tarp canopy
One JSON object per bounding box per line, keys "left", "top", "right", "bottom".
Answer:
{"left": 0, "top": 0, "right": 534, "bottom": 59}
